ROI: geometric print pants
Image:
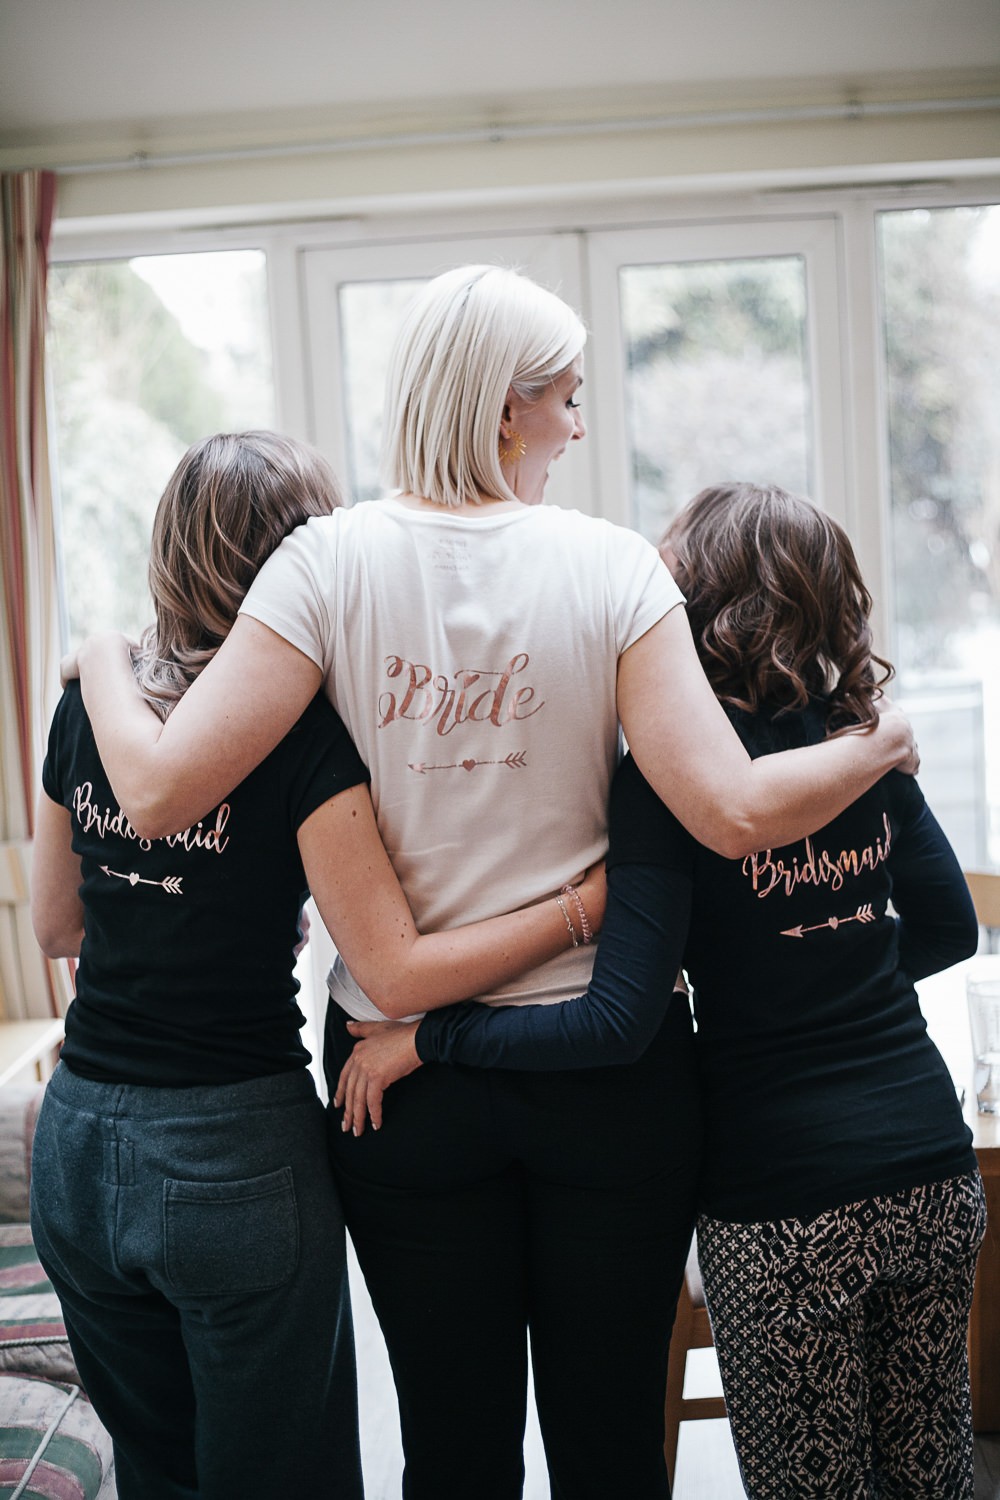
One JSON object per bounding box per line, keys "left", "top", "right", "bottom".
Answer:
{"left": 697, "top": 1172, "right": 987, "bottom": 1499}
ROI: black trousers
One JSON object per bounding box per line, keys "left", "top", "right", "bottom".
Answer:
{"left": 326, "top": 995, "right": 702, "bottom": 1500}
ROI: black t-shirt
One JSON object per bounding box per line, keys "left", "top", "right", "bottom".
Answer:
{"left": 42, "top": 682, "right": 369, "bottom": 1086}
{"left": 608, "top": 701, "right": 978, "bottom": 1223}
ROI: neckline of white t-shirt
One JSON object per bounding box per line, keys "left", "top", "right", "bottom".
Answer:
{"left": 376, "top": 494, "right": 538, "bottom": 527}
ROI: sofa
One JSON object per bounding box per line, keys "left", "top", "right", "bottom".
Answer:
{"left": 0, "top": 1083, "right": 116, "bottom": 1498}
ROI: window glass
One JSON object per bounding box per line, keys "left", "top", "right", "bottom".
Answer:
{"left": 47, "top": 250, "right": 274, "bottom": 646}
{"left": 619, "top": 256, "right": 811, "bottom": 540}
{"left": 879, "top": 205, "right": 1000, "bottom": 866}
{"left": 338, "top": 279, "right": 422, "bottom": 502}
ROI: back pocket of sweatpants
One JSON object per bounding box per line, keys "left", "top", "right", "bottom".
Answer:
{"left": 163, "top": 1166, "right": 298, "bottom": 1296}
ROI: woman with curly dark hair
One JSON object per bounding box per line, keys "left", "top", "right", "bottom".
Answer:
{"left": 343, "top": 480, "right": 984, "bottom": 1499}
{"left": 648, "top": 482, "right": 984, "bottom": 1498}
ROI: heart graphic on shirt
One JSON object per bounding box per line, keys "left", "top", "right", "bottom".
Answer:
{"left": 462, "top": 759, "right": 476, "bottom": 772}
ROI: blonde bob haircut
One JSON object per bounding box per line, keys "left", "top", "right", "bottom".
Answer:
{"left": 381, "top": 264, "right": 587, "bottom": 507}
{"left": 133, "top": 430, "right": 341, "bottom": 717}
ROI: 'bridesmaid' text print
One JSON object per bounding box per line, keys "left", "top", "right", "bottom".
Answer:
{"left": 742, "top": 813, "right": 892, "bottom": 899}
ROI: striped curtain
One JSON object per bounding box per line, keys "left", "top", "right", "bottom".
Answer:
{"left": 0, "top": 170, "right": 72, "bottom": 1019}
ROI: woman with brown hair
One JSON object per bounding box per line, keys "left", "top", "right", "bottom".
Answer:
{"left": 349, "top": 481, "right": 983, "bottom": 1498}
{"left": 660, "top": 483, "right": 985, "bottom": 1499}
{"left": 28, "top": 429, "right": 607, "bottom": 1500}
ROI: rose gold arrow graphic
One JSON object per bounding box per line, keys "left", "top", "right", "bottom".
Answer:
{"left": 101, "top": 865, "right": 183, "bottom": 895}
{"left": 408, "top": 752, "right": 528, "bottom": 775}
{"left": 782, "top": 904, "right": 875, "bottom": 938}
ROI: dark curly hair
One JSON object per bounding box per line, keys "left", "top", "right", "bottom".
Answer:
{"left": 661, "top": 482, "right": 893, "bottom": 735}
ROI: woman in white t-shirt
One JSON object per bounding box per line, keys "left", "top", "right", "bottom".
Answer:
{"left": 75, "top": 265, "right": 917, "bottom": 1500}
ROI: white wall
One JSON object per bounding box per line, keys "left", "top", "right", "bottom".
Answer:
{"left": 1, "top": 0, "right": 996, "bottom": 232}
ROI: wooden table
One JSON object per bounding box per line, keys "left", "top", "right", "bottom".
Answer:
{"left": 0, "top": 1017, "right": 64, "bottom": 1089}
{"left": 918, "top": 956, "right": 1000, "bottom": 1433}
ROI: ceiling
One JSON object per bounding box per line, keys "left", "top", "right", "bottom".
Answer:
{"left": 3, "top": 0, "right": 998, "bottom": 153}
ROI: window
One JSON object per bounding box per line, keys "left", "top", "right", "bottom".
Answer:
{"left": 47, "top": 250, "right": 275, "bottom": 647}
{"left": 47, "top": 196, "right": 1000, "bottom": 877}
{"left": 338, "top": 278, "right": 423, "bottom": 503}
{"left": 586, "top": 220, "right": 845, "bottom": 534}
{"left": 618, "top": 254, "right": 810, "bottom": 541}
{"left": 302, "top": 235, "right": 588, "bottom": 514}
{"left": 878, "top": 204, "right": 1000, "bottom": 866}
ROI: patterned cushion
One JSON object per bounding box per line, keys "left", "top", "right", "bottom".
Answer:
{"left": 0, "top": 1373, "right": 115, "bottom": 1498}
{"left": 0, "top": 1226, "right": 79, "bottom": 1384}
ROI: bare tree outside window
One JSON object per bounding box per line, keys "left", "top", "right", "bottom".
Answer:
{"left": 619, "top": 256, "right": 811, "bottom": 541}
{"left": 47, "top": 251, "right": 274, "bottom": 647}
{"left": 879, "top": 205, "right": 1000, "bottom": 865}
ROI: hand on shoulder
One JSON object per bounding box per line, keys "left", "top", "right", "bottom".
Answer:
{"left": 876, "top": 697, "right": 919, "bottom": 777}
{"left": 59, "top": 649, "right": 80, "bottom": 687}
{"left": 63, "top": 631, "right": 134, "bottom": 688}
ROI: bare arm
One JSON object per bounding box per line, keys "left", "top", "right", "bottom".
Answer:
{"left": 334, "top": 856, "right": 690, "bottom": 1134}
{"left": 298, "top": 783, "right": 604, "bottom": 1019}
{"left": 76, "top": 619, "right": 322, "bottom": 838}
{"left": 618, "top": 608, "right": 917, "bottom": 859}
{"left": 31, "top": 793, "right": 85, "bottom": 958}
{"left": 78, "top": 594, "right": 914, "bottom": 860}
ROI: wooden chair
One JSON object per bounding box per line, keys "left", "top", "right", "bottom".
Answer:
{"left": 964, "top": 870, "right": 1000, "bottom": 952}
{"left": 664, "top": 1236, "right": 728, "bottom": 1488}
{"left": 0, "top": 840, "right": 73, "bottom": 1023}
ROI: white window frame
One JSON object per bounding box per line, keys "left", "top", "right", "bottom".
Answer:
{"left": 301, "top": 232, "right": 590, "bottom": 512}
{"left": 49, "top": 179, "right": 1000, "bottom": 656}
{"left": 584, "top": 216, "right": 847, "bottom": 534}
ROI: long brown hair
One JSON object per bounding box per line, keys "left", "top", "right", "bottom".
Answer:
{"left": 661, "top": 482, "right": 893, "bottom": 733}
{"left": 133, "top": 431, "right": 341, "bottom": 717}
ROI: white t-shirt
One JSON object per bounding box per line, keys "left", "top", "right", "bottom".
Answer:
{"left": 240, "top": 498, "right": 682, "bottom": 1020}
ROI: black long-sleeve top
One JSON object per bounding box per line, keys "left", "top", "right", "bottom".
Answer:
{"left": 416, "top": 702, "right": 979, "bottom": 1223}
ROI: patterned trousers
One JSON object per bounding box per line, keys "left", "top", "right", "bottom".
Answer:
{"left": 697, "top": 1172, "right": 987, "bottom": 1499}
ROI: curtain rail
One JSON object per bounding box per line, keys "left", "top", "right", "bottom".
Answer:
{"left": 54, "top": 95, "right": 1000, "bottom": 176}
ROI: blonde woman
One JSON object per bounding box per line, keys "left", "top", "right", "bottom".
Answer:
{"left": 341, "top": 482, "right": 982, "bottom": 1499}
{"left": 71, "top": 270, "right": 918, "bottom": 1499}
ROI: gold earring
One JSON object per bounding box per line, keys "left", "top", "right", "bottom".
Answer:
{"left": 499, "top": 430, "right": 526, "bottom": 466}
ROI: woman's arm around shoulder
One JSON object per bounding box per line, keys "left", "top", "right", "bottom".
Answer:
{"left": 618, "top": 607, "right": 918, "bottom": 859}
{"left": 31, "top": 792, "right": 85, "bottom": 958}
{"left": 76, "top": 619, "right": 322, "bottom": 839}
